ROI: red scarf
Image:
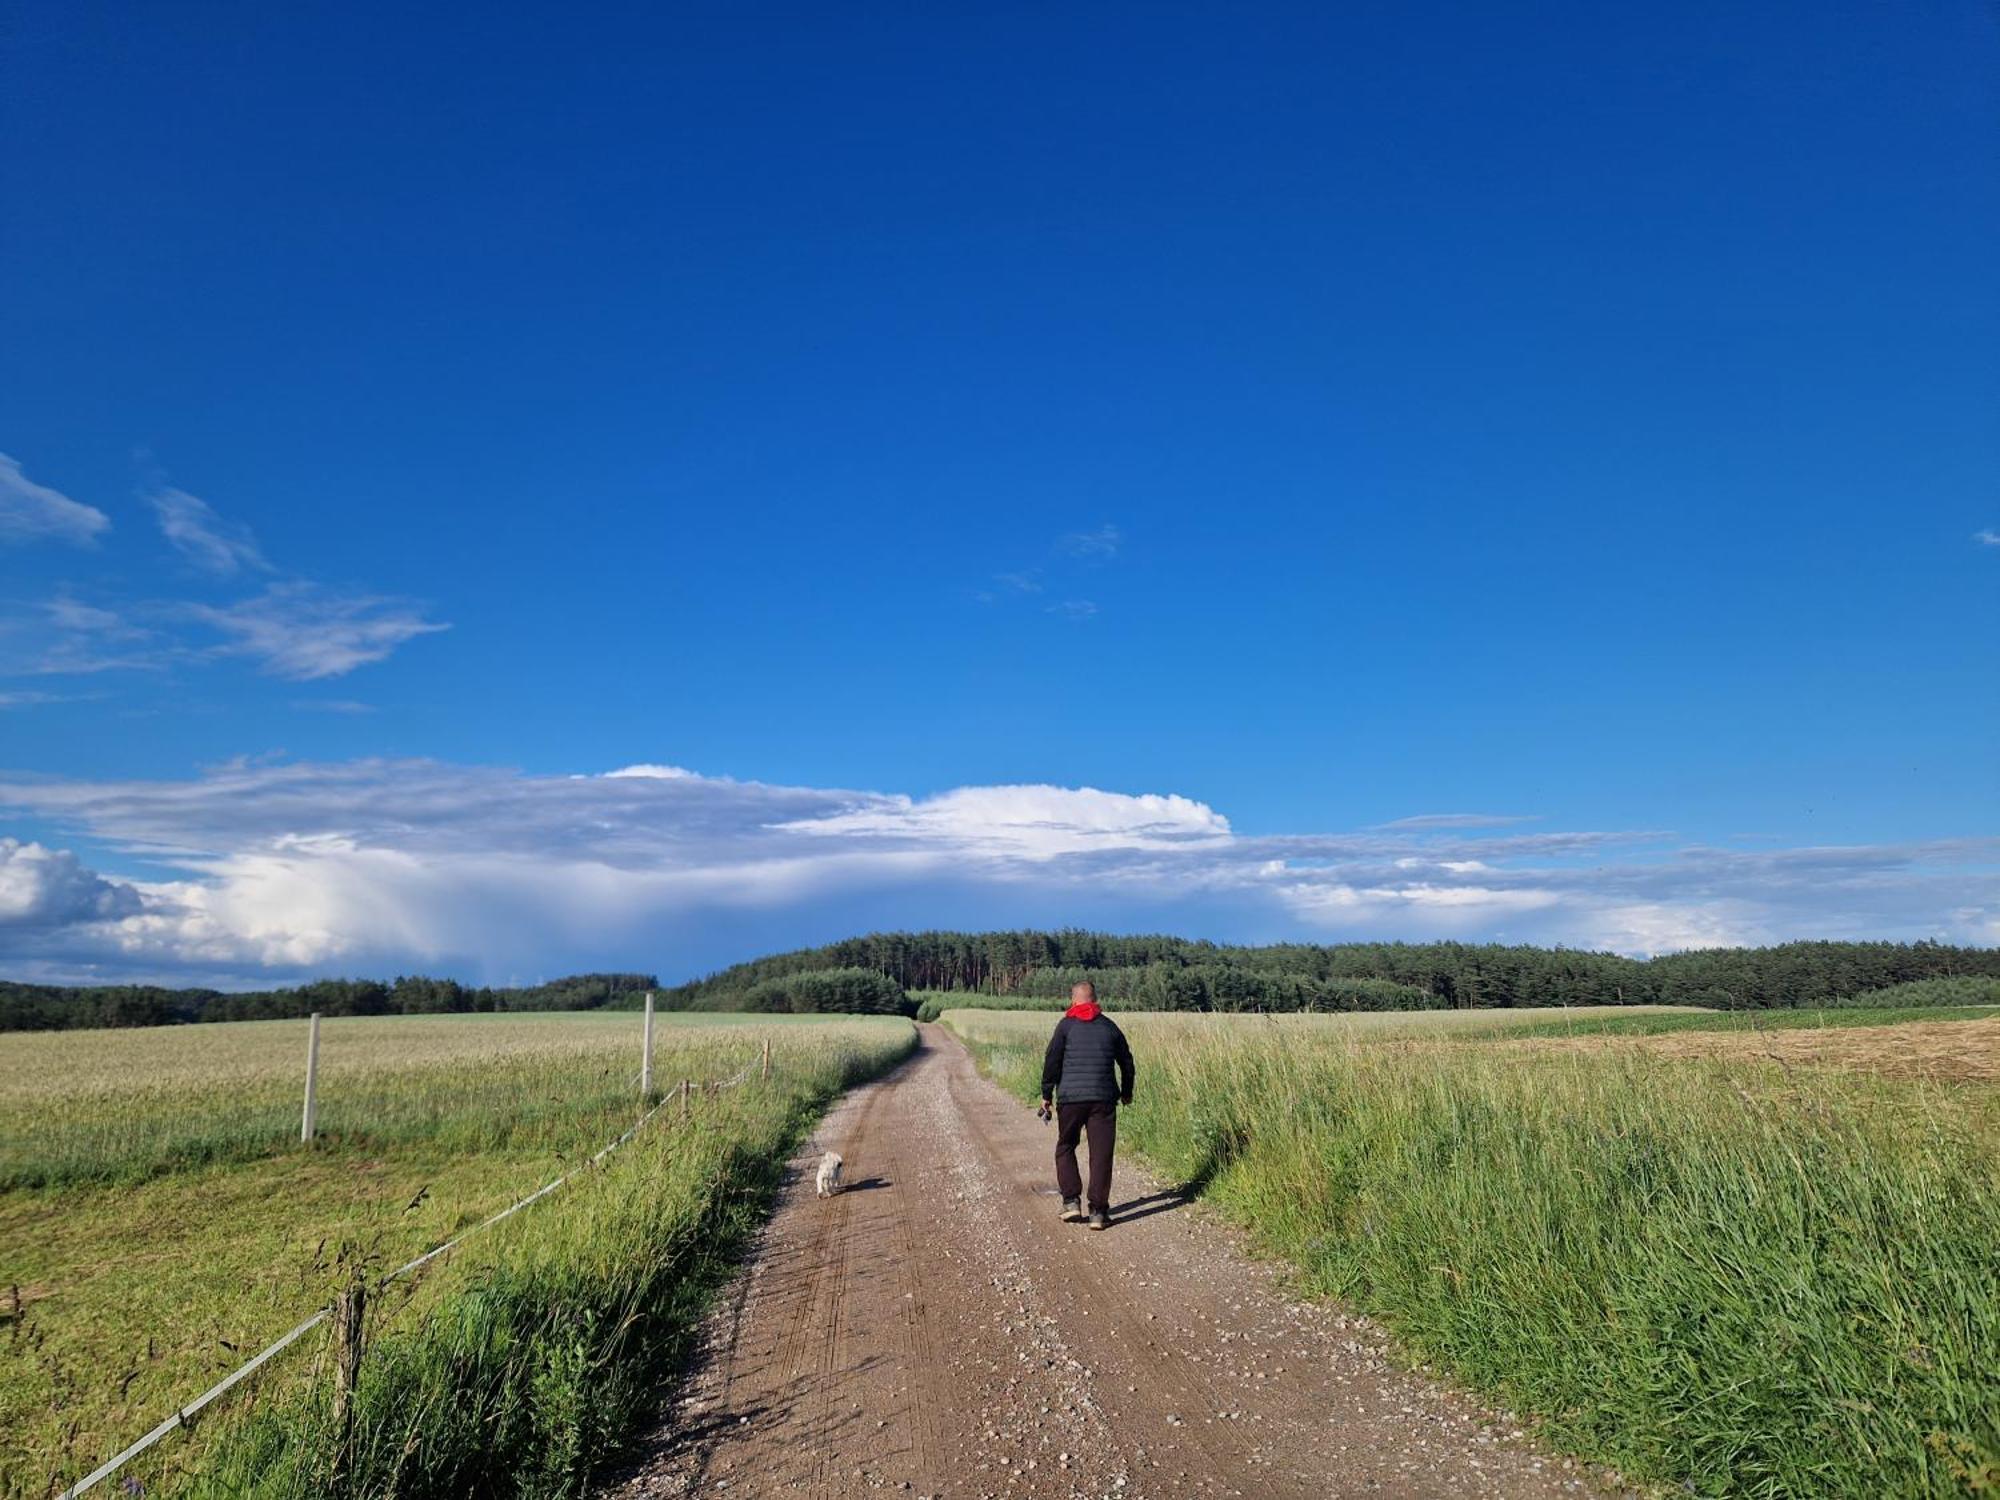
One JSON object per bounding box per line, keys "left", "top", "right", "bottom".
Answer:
{"left": 1065, "top": 999, "right": 1101, "bottom": 1021}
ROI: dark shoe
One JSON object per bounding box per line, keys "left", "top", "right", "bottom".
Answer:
{"left": 1061, "top": 1197, "right": 1085, "bottom": 1223}
{"left": 1089, "top": 1210, "right": 1111, "bottom": 1231}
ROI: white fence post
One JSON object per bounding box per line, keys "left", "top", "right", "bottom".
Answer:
{"left": 640, "top": 992, "right": 655, "bottom": 1098}
{"left": 301, "top": 1013, "right": 321, "bottom": 1142}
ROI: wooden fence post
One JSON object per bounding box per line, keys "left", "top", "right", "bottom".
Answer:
{"left": 680, "top": 1078, "right": 691, "bottom": 1120}
{"left": 761, "top": 1036, "right": 771, "bottom": 1082}
{"left": 332, "top": 1277, "right": 366, "bottom": 1456}
{"left": 301, "top": 1013, "right": 322, "bottom": 1143}
{"left": 640, "top": 993, "right": 655, "bottom": 1099}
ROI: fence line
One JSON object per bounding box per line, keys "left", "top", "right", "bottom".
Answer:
{"left": 58, "top": 1050, "right": 763, "bottom": 1500}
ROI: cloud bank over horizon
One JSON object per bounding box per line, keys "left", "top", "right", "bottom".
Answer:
{"left": 1, "top": 758, "right": 1992, "bottom": 988}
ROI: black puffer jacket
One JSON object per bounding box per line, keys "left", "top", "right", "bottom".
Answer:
{"left": 1040, "top": 1011, "right": 1135, "bottom": 1105}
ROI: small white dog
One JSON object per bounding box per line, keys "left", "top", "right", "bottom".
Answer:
{"left": 815, "top": 1151, "right": 844, "bottom": 1198}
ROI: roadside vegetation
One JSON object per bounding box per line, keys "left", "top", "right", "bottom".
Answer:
{"left": 1, "top": 1011, "right": 915, "bottom": 1499}
{"left": 946, "top": 1006, "right": 2000, "bottom": 1499}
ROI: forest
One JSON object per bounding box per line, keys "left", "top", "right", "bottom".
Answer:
{"left": 0, "top": 972, "right": 657, "bottom": 1032}
{"left": 680, "top": 965, "right": 911, "bottom": 1016}
{"left": 8, "top": 933, "right": 1999, "bottom": 1031}
{"left": 655, "top": 931, "right": 2000, "bottom": 1013}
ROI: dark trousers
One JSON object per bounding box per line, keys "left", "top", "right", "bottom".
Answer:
{"left": 1055, "top": 1100, "right": 1117, "bottom": 1214}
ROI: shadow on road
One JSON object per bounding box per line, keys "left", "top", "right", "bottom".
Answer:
{"left": 1108, "top": 1189, "right": 1196, "bottom": 1225}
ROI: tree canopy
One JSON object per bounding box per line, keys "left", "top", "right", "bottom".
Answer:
{"left": 9, "top": 932, "right": 1996, "bottom": 1032}
{"left": 0, "top": 972, "right": 658, "bottom": 1032}
{"left": 656, "top": 931, "right": 2000, "bottom": 1015}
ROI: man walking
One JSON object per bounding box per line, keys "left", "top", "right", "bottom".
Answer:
{"left": 1040, "top": 981, "right": 1135, "bottom": 1231}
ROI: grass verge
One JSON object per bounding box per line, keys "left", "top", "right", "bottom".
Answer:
{"left": 946, "top": 1009, "right": 2000, "bottom": 1499}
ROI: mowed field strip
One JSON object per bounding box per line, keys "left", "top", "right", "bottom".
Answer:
{"left": 1493, "top": 1014, "right": 2000, "bottom": 1083}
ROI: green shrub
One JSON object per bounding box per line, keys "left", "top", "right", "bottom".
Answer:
{"left": 1832, "top": 975, "right": 2000, "bottom": 1009}
{"left": 725, "top": 967, "right": 912, "bottom": 1016}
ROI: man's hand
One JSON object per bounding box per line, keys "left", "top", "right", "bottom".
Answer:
{"left": 1037, "top": 1098, "right": 1053, "bottom": 1124}
{"left": 1120, "top": 1093, "right": 1133, "bottom": 1107}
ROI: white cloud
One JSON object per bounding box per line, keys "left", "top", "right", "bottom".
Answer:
{"left": 1277, "top": 878, "right": 1564, "bottom": 928}
{"left": 0, "top": 454, "right": 110, "bottom": 547}
{"left": 984, "top": 527, "right": 1122, "bottom": 615}
{"left": 0, "top": 597, "right": 172, "bottom": 677}
{"left": 1059, "top": 524, "right": 1122, "bottom": 559}
{"left": 46, "top": 597, "right": 130, "bottom": 635}
{"left": 780, "top": 782, "right": 1230, "bottom": 858}
{"left": 0, "top": 759, "right": 1993, "bottom": 982}
{"left": 1582, "top": 901, "right": 1773, "bottom": 955}
{"left": 150, "top": 488, "right": 271, "bottom": 574}
{"left": 0, "top": 838, "right": 144, "bottom": 928}
{"left": 186, "top": 583, "right": 449, "bottom": 680}
{"left": 1976, "top": 529, "right": 2000, "bottom": 547}
{"left": 0, "top": 465, "right": 442, "bottom": 686}
{"left": 1375, "top": 813, "right": 1536, "bottom": 830}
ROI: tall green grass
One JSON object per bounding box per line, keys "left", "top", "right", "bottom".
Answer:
{"left": 172, "top": 1032, "right": 910, "bottom": 1499}
{"left": 948, "top": 1010, "right": 2000, "bottom": 1498}
{"left": 6, "top": 1015, "right": 914, "bottom": 1500}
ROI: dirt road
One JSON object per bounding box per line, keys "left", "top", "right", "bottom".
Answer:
{"left": 602, "top": 1024, "right": 1619, "bottom": 1500}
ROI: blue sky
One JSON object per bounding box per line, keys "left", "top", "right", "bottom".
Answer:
{"left": 3, "top": 1, "right": 1996, "bottom": 986}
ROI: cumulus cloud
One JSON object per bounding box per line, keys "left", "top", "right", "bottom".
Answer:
{"left": 150, "top": 488, "right": 271, "bottom": 574}
{"left": 0, "top": 838, "right": 144, "bottom": 928}
{"left": 779, "top": 782, "right": 1230, "bottom": 858}
{"left": 0, "top": 454, "right": 110, "bottom": 546}
{"left": 0, "top": 759, "right": 1993, "bottom": 983}
{"left": 186, "top": 583, "right": 450, "bottom": 680}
